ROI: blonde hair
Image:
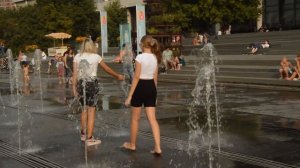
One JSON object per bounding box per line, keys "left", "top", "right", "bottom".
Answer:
{"left": 80, "top": 38, "right": 97, "bottom": 54}
{"left": 140, "top": 35, "right": 162, "bottom": 63}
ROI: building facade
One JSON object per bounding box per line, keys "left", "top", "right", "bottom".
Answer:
{"left": 0, "top": 0, "right": 35, "bottom": 9}
{"left": 95, "top": 0, "right": 144, "bottom": 11}
{"left": 0, "top": 0, "right": 15, "bottom": 9}
{"left": 263, "top": 0, "right": 300, "bottom": 30}
{"left": 12, "top": 0, "right": 36, "bottom": 8}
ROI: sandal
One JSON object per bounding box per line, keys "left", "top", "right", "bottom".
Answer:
{"left": 86, "top": 136, "right": 101, "bottom": 146}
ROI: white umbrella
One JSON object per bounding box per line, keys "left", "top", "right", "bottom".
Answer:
{"left": 45, "top": 32, "right": 72, "bottom": 46}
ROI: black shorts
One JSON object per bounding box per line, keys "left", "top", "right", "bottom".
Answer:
{"left": 131, "top": 79, "right": 157, "bottom": 107}
{"left": 77, "top": 78, "right": 100, "bottom": 107}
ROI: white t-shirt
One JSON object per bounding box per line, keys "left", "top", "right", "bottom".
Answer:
{"left": 162, "top": 49, "right": 172, "bottom": 61}
{"left": 262, "top": 43, "right": 270, "bottom": 48}
{"left": 21, "top": 54, "right": 27, "bottom": 61}
{"left": 42, "top": 52, "right": 47, "bottom": 60}
{"left": 73, "top": 53, "right": 102, "bottom": 79}
{"left": 135, "top": 53, "right": 157, "bottom": 79}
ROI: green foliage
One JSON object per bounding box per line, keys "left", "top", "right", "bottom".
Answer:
{"left": 104, "top": 0, "right": 127, "bottom": 47}
{"left": 147, "top": 27, "right": 159, "bottom": 34}
{"left": 159, "top": 0, "right": 261, "bottom": 32}
{"left": 0, "top": 0, "right": 99, "bottom": 53}
{"left": 0, "top": 0, "right": 261, "bottom": 51}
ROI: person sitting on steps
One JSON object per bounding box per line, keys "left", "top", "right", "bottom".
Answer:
{"left": 286, "top": 54, "right": 300, "bottom": 80}
{"left": 279, "top": 57, "right": 295, "bottom": 80}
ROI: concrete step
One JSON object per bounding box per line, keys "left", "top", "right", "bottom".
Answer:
{"left": 158, "top": 74, "right": 300, "bottom": 87}
{"left": 171, "top": 65, "right": 279, "bottom": 73}
{"left": 184, "top": 59, "right": 280, "bottom": 66}
{"left": 181, "top": 30, "right": 300, "bottom": 56}
{"left": 102, "top": 47, "right": 120, "bottom": 57}
{"left": 166, "top": 69, "right": 278, "bottom": 78}
{"left": 217, "top": 71, "right": 278, "bottom": 78}
{"left": 214, "top": 30, "right": 300, "bottom": 40}
{"left": 182, "top": 31, "right": 300, "bottom": 44}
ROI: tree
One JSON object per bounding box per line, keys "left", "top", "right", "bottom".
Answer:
{"left": 36, "top": 0, "right": 99, "bottom": 40}
{"left": 158, "top": 0, "right": 261, "bottom": 33}
{"left": 104, "top": 0, "right": 127, "bottom": 47}
{"left": 0, "top": 0, "right": 100, "bottom": 53}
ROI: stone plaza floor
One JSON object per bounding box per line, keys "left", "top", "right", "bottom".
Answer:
{"left": 0, "top": 73, "right": 300, "bottom": 168}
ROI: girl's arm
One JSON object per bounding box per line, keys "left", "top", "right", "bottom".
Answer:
{"left": 119, "top": 50, "right": 125, "bottom": 61}
{"left": 154, "top": 66, "right": 158, "bottom": 87}
{"left": 125, "top": 61, "right": 141, "bottom": 106}
{"left": 63, "top": 55, "right": 68, "bottom": 68}
{"left": 280, "top": 61, "right": 285, "bottom": 69}
{"left": 99, "top": 61, "right": 124, "bottom": 80}
{"left": 297, "top": 60, "right": 300, "bottom": 69}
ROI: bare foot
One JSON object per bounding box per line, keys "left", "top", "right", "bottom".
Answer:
{"left": 121, "top": 142, "right": 136, "bottom": 151}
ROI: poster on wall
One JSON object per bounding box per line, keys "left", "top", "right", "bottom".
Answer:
{"left": 120, "top": 23, "right": 132, "bottom": 49}
{"left": 100, "top": 10, "right": 108, "bottom": 54}
{"left": 136, "top": 4, "right": 146, "bottom": 53}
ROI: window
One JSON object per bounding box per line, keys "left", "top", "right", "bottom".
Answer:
{"left": 264, "top": 0, "right": 280, "bottom": 27}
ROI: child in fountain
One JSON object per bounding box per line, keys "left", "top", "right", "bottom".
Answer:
{"left": 22, "top": 62, "right": 30, "bottom": 95}
{"left": 123, "top": 35, "right": 162, "bottom": 155}
{"left": 56, "top": 55, "right": 65, "bottom": 84}
{"left": 119, "top": 43, "right": 134, "bottom": 84}
{"left": 72, "top": 38, "right": 124, "bottom": 146}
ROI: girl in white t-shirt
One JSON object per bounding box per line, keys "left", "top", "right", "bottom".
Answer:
{"left": 72, "top": 39, "right": 124, "bottom": 146}
{"left": 123, "top": 35, "right": 162, "bottom": 155}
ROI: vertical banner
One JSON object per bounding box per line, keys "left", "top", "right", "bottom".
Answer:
{"left": 136, "top": 4, "right": 146, "bottom": 53}
{"left": 100, "top": 10, "right": 108, "bottom": 54}
{"left": 120, "top": 23, "right": 132, "bottom": 49}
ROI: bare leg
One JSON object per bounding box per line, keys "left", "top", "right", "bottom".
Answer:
{"left": 279, "top": 69, "right": 284, "bottom": 79}
{"left": 169, "top": 61, "right": 175, "bottom": 70}
{"left": 87, "top": 106, "right": 96, "bottom": 138}
{"left": 287, "top": 72, "right": 297, "bottom": 80}
{"left": 251, "top": 48, "right": 258, "bottom": 54}
{"left": 295, "top": 69, "right": 300, "bottom": 79}
{"left": 163, "top": 60, "right": 168, "bottom": 70}
{"left": 81, "top": 108, "right": 87, "bottom": 134}
{"left": 123, "top": 107, "right": 142, "bottom": 150}
{"left": 283, "top": 68, "right": 289, "bottom": 79}
{"left": 130, "top": 107, "right": 142, "bottom": 148}
{"left": 145, "top": 107, "right": 161, "bottom": 153}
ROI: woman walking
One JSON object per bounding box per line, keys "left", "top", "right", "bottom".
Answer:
{"left": 64, "top": 49, "right": 75, "bottom": 84}
{"left": 73, "top": 38, "right": 124, "bottom": 146}
{"left": 122, "top": 35, "right": 162, "bottom": 155}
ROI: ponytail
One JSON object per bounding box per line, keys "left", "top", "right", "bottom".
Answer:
{"left": 140, "top": 35, "right": 162, "bottom": 64}
{"left": 150, "top": 38, "right": 162, "bottom": 64}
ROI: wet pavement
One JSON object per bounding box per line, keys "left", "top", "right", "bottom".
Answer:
{"left": 0, "top": 72, "right": 300, "bottom": 168}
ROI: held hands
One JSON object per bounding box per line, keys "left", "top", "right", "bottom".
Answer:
{"left": 117, "top": 74, "right": 125, "bottom": 81}
{"left": 125, "top": 97, "right": 131, "bottom": 107}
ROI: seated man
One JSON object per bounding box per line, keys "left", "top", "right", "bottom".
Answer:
{"left": 162, "top": 47, "right": 175, "bottom": 70}
{"left": 279, "top": 57, "right": 295, "bottom": 79}
{"left": 248, "top": 40, "right": 270, "bottom": 54}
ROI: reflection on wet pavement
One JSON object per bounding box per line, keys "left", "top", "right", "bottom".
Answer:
{"left": 1, "top": 74, "right": 300, "bottom": 167}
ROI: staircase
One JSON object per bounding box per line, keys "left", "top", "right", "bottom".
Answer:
{"left": 182, "top": 30, "right": 300, "bottom": 55}
{"left": 157, "top": 54, "right": 300, "bottom": 90}
{"left": 39, "top": 31, "right": 300, "bottom": 90}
